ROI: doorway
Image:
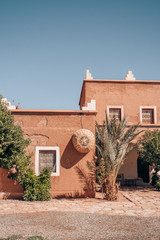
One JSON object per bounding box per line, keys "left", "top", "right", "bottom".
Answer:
{"left": 137, "top": 157, "right": 149, "bottom": 183}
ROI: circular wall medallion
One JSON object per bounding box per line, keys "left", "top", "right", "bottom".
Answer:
{"left": 79, "top": 136, "right": 89, "bottom": 146}
{"left": 72, "top": 129, "right": 95, "bottom": 153}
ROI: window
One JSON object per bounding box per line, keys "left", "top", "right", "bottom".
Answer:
{"left": 109, "top": 108, "right": 121, "bottom": 120}
{"left": 142, "top": 109, "right": 153, "bottom": 124}
{"left": 35, "top": 146, "right": 60, "bottom": 176}
{"left": 107, "top": 106, "right": 124, "bottom": 121}
{"left": 39, "top": 151, "right": 56, "bottom": 172}
{"left": 140, "top": 106, "right": 157, "bottom": 124}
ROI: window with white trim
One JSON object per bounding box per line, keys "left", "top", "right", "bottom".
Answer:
{"left": 107, "top": 106, "right": 124, "bottom": 121}
{"left": 35, "top": 146, "right": 60, "bottom": 176}
{"left": 140, "top": 106, "right": 157, "bottom": 124}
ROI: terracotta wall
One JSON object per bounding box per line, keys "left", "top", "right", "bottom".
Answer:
{"left": 118, "top": 149, "right": 138, "bottom": 179}
{"left": 80, "top": 79, "right": 160, "bottom": 180}
{"left": 0, "top": 168, "right": 23, "bottom": 199}
{"left": 80, "top": 80, "right": 160, "bottom": 125}
{"left": 1, "top": 110, "right": 96, "bottom": 199}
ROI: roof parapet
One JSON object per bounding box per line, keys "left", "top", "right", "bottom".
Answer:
{"left": 86, "top": 69, "right": 93, "bottom": 80}
{"left": 125, "top": 71, "right": 136, "bottom": 81}
{"left": 82, "top": 99, "right": 96, "bottom": 111}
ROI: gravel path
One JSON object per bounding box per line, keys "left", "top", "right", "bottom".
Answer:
{"left": 0, "top": 211, "right": 160, "bottom": 240}
{"left": 0, "top": 188, "right": 160, "bottom": 239}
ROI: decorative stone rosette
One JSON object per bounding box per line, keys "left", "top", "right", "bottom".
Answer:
{"left": 72, "top": 129, "right": 95, "bottom": 153}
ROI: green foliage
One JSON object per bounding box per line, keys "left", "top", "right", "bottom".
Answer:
{"left": 0, "top": 97, "right": 31, "bottom": 171}
{"left": 89, "top": 115, "right": 141, "bottom": 200}
{"left": 138, "top": 130, "right": 160, "bottom": 171}
{"left": 155, "top": 180, "right": 160, "bottom": 191}
{"left": 151, "top": 172, "right": 159, "bottom": 187}
{"left": 95, "top": 114, "right": 142, "bottom": 187}
{"left": 26, "top": 237, "right": 44, "bottom": 240}
{"left": 0, "top": 98, "right": 51, "bottom": 201}
{"left": 87, "top": 156, "right": 106, "bottom": 191}
{"left": 22, "top": 169, "right": 38, "bottom": 201}
{"left": 22, "top": 168, "right": 51, "bottom": 201}
{"left": 138, "top": 130, "right": 160, "bottom": 191}
{"left": 0, "top": 236, "right": 22, "bottom": 240}
{"left": 0, "top": 235, "right": 45, "bottom": 240}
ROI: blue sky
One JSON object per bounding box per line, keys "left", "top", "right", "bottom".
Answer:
{"left": 0, "top": 0, "right": 160, "bottom": 109}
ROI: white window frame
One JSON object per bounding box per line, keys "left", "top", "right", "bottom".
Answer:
{"left": 140, "top": 106, "right": 157, "bottom": 124}
{"left": 35, "top": 146, "right": 60, "bottom": 176}
{"left": 107, "top": 106, "right": 124, "bottom": 120}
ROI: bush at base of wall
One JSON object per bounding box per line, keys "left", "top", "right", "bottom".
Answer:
{"left": 155, "top": 180, "right": 160, "bottom": 191}
{"left": 21, "top": 168, "right": 51, "bottom": 201}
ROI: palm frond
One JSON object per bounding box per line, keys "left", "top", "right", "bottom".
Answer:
{"left": 96, "top": 114, "right": 141, "bottom": 184}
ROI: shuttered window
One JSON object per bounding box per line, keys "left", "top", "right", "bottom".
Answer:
{"left": 39, "top": 150, "right": 56, "bottom": 172}
{"left": 35, "top": 146, "right": 60, "bottom": 176}
{"left": 142, "top": 109, "right": 154, "bottom": 124}
{"left": 109, "top": 108, "right": 121, "bottom": 121}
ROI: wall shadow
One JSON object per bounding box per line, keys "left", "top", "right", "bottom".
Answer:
{"left": 61, "top": 138, "right": 86, "bottom": 169}
{"left": 0, "top": 168, "right": 23, "bottom": 194}
{"left": 75, "top": 165, "right": 95, "bottom": 197}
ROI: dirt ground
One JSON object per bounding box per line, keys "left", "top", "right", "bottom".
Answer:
{"left": 0, "top": 211, "right": 160, "bottom": 240}
{"left": 0, "top": 187, "right": 160, "bottom": 239}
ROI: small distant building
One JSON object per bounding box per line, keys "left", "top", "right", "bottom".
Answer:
{"left": 1, "top": 70, "right": 160, "bottom": 198}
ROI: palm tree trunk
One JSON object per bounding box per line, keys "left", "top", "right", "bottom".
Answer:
{"left": 105, "top": 170, "right": 119, "bottom": 201}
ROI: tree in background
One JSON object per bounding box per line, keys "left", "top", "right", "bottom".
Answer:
{"left": 0, "top": 96, "right": 31, "bottom": 175}
{"left": 138, "top": 130, "right": 160, "bottom": 189}
{"left": 95, "top": 115, "right": 141, "bottom": 200}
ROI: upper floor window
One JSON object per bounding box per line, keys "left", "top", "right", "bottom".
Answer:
{"left": 142, "top": 109, "right": 153, "bottom": 124}
{"left": 35, "top": 146, "right": 60, "bottom": 176}
{"left": 107, "top": 106, "right": 124, "bottom": 121}
{"left": 109, "top": 108, "right": 121, "bottom": 120}
{"left": 140, "top": 106, "right": 157, "bottom": 124}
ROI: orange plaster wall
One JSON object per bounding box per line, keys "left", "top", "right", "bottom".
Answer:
{"left": 118, "top": 149, "right": 138, "bottom": 179}
{"left": 80, "top": 80, "right": 160, "bottom": 180}
{"left": 0, "top": 168, "right": 23, "bottom": 199}
{"left": 1, "top": 111, "right": 96, "bottom": 198}
{"left": 81, "top": 81, "right": 160, "bottom": 125}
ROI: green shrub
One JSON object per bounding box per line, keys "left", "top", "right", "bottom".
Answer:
{"left": 26, "top": 236, "right": 44, "bottom": 240}
{"left": 155, "top": 180, "right": 160, "bottom": 191}
{"left": 0, "top": 235, "right": 45, "bottom": 240}
{"left": 0, "top": 235, "right": 22, "bottom": 240}
{"left": 151, "top": 172, "right": 159, "bottom": 187}
{"left": 36, "top": 168, "right": 51, "bottom": 201}
{"left": 138, "top": 130, "right": 160, "bottom": 174}
{"left": 22, "top": 168, "right": 51, "bottom": 201}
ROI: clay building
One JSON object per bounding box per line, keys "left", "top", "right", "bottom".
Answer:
{"left": 1, "top": 70, "right": 160, "bottom": 198}
{"left": 79, "top": 70, "right": 160, "bottom": 185}
{"left": 0, "top": 110, "right": 96, "bottom": 199}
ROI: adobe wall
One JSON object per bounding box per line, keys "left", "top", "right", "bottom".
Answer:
{"left": 80, "top": 80, "right": 160, "bottom": 125}
{"left": 80, "top": 79, "right": 160, "bottom": 180}
{"left": 118, "top": 149, "right": 138, "bottom": 179}
{"left": 0, "top": 110, "right": 96, "bottom": 199}
{"left": 0, "top": 168, "right": 23, "bottom": 199}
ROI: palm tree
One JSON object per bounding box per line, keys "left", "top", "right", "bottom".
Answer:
{"left": 96, "top": 114, "right": 142, "bottom": 200}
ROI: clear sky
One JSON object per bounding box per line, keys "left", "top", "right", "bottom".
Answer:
{"left": 0, "top": 0, "right": 160, "bottom": 110}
